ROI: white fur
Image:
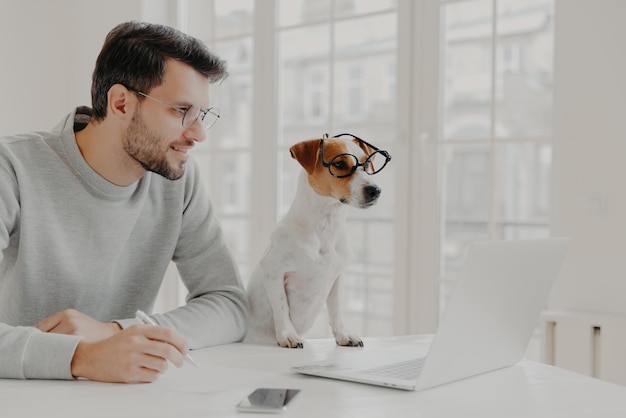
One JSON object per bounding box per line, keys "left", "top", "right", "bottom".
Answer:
{"left": 245, "top": 138, "right": 381, "bottom": 348}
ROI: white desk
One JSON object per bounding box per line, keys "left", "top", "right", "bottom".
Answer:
{"left": 2, "top": 335, "right": 626, "bottom": 417}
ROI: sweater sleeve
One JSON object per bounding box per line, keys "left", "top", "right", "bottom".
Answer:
{"left": 0, "top": 149, "right": 81, "bottom": 379}
{"left": 146, "top": 159, "right": 249, "bottom": 349}
{"left": 0, "top": 324, "right": 80, "bottom": 379}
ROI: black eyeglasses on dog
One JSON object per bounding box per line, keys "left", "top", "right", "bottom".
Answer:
{"left": 320, "top": 133, "right": 392, "bottom": 178}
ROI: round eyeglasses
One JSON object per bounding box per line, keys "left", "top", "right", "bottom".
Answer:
{"left": 321, "top": 133, "right": 392, "bottom": 178}
{"left": 126, "top": 86, "right": 220, "bottom": 130}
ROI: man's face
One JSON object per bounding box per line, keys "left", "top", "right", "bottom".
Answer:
{"left": 122, "top": 111, "right": 186, "bottom": 180}
{"left": 124, "top": 60, "right": 211, "bottom": 180}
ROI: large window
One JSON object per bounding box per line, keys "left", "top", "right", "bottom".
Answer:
{"left": 169, "top": 0, "right": 555, "bottom": 337}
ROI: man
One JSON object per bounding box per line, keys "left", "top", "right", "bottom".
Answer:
{"left": 0, "top": 21, "right": 248, "bottom": 383}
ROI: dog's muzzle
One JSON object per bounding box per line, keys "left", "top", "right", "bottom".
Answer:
{"left": 363, "top": 184, "right": 381, "bottom": 206}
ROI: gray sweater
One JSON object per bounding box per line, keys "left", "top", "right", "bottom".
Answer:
{"left": 0, "top": 108, "right": 248, "bottom": 379}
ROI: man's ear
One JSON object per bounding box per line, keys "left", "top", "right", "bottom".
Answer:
{"left": 289, "top": 139, "right": 321, "bottom": 175}
{"left": 107, "top": 84, "right": 134, "bottom": 120}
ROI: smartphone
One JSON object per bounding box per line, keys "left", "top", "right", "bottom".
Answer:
{"left": 236, "top": 388, "right": 301, "bottom": 413}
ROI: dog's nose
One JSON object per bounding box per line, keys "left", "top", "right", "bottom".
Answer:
{"left": 364, "top": 185, "right": 381, "bottom": 202}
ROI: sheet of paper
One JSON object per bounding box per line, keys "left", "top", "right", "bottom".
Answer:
{"left": 135, "top": 363, "right": 275, "bottom": 395}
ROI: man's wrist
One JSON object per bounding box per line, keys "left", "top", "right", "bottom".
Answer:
{"left": 71, "top": 340, "right": 91, "bottom": 379}
{"left": 110, "top": 321, "right": 123, "bottom": 332}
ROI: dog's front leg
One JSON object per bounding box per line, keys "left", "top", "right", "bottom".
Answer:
{"left": 327, "top": 277, "right": 363, "bottom": 347}
{"left": 260, "top": 266, "right": 304, "bottom": 349}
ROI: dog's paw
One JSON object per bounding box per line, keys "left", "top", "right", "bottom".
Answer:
{"left": 276, "top": 333, "right": 304, "bottom": 349}
{"left": 335, "top": 333, "right": 364, "bottom": 347}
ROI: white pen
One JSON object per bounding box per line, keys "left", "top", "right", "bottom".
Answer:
{"left": 135, "top": 309, "right": 198, "bottom": 368}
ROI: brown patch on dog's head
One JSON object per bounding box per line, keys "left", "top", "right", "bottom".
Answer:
{"left": 289, "top": 139, "right": 321, "bottom": 175}
{"left": 289, "top": 137, "right": 381, "bottom": 207}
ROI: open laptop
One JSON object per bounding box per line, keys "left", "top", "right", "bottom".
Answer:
{"left": 291, "top": 237, "right": 570, "bottom": 391}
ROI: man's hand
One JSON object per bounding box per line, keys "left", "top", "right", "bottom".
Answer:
{"left": 71, "top": 324, "right": 189, "bottom": 383}
{"left": 35, "top": 309, "right": 121, "bottom": 342}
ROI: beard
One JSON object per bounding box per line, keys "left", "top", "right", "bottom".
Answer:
{"left": 122, "top": 112, "right": 186, "bottom": 181}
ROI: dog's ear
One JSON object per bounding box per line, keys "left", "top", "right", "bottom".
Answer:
{"left": 354, "top": 137, "right": 377, "bottom": 171}
{"left": 355, "top": 137, "right": 375, "bottom": 156}
{"left": 289, "top": 139, "right": 321, "bottom": 175}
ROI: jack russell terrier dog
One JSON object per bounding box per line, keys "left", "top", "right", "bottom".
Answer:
{"left": 245, "top": 133, "right": 391, "bottom": 348}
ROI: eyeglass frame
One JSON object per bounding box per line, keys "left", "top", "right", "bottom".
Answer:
{"left": 124, "top": 85, "right": 220, "bottom": 130}
{"left": 320, "top": 133, "right": 392, "bottom": 178}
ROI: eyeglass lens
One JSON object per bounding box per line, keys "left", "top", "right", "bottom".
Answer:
{"left": 328, "top": 151, "right": 387, "bottom": 178}
{"left": 328, "top": 154, "right": 359, "bottom": 177}
{"left": 367, "top": 150, "right": 389, "bottom": 174}
{"left": 183, "top": 106, "right": 220, "bottom": 130}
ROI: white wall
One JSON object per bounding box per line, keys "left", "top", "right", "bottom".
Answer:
{"left": 0, "top": 0, "right": 173, "bottom": 135}
{"left": 550, "top": 0, "right": 626, "bottom": 314}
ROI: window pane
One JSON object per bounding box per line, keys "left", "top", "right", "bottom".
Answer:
{"left": 186, "top": 0, "right": 213, "bottom": 39}
{"left": 343, "top": 272, "right": 393, "bottom": 336}
{"left": 278, "top": 24, "right": 331, "bottom": 143}
{"left": 440, "top": 144, "right": 492, "bottom": 278}
{"left": 495, "top": 0, "right": 554, "bottom": 138}
{"left": 493, "top": 142, "right": 551, "bottom": 238}
{"left": 333, "top": 13, "right": 397, "bottom": 131}
{"left": 442, "top": 0, "right": 493, "bottom": 140}
{"left": 439, "top": 144, "right": 491, "bottom": 317}
{"left": 220, "top": 218, "right": 252, "bottom": 280}
{"left": 213, "top": 39, "right": 253, "bottom": 149}
{"left": 214, "top": 0, "right": 254, "bottom": 37}
{"left": 193, "top": 149, "right": 253, "bottom": 268}
{"left": 278, "top": 0, "right": 331, "bottom": 27}
{"left": 216, "top": 152, "right": 251, "bottom": 216}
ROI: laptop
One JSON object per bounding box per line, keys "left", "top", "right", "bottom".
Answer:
{"left": 291, "top": 237, "right": 570, "bottom": 391}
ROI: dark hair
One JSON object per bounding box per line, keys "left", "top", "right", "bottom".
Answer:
{"left": 90, "top": 21, "right": 228, "bottom": 121}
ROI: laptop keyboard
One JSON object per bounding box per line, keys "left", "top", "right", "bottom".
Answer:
{"left": 360, "top": 357, "right": 425, "bottom": 380}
